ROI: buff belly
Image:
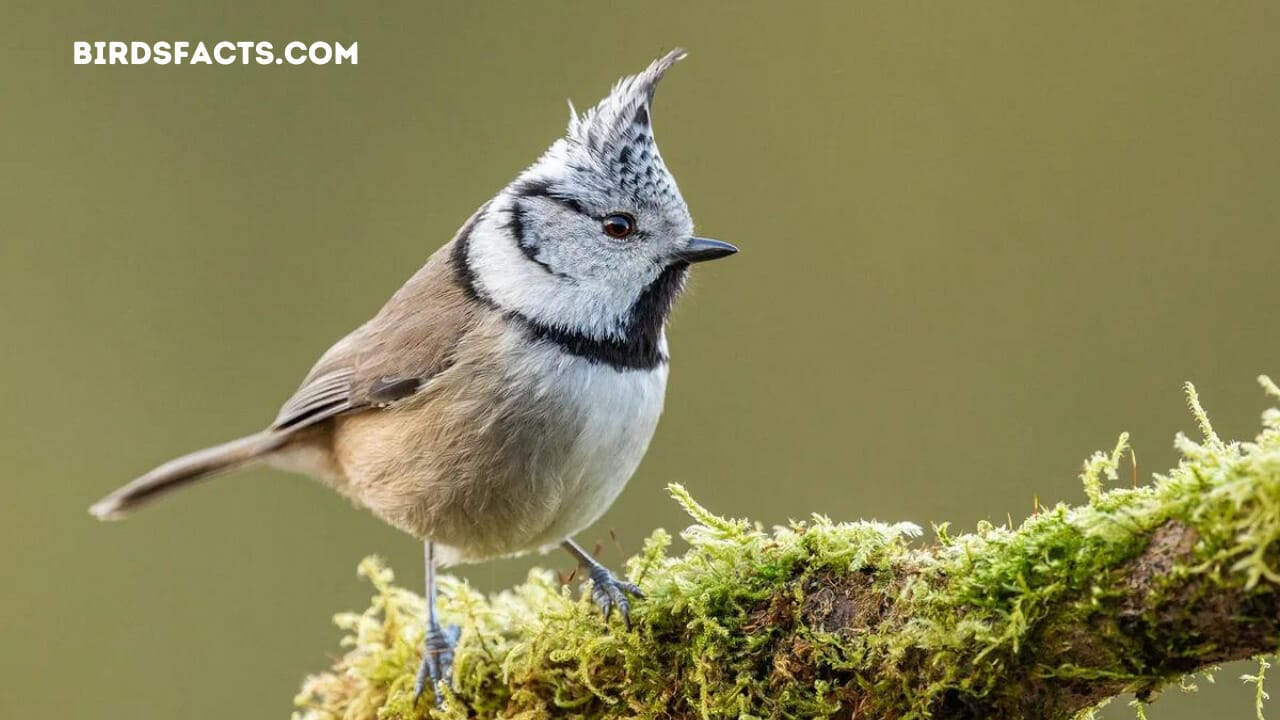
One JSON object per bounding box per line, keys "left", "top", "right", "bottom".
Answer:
{"left": 324, "top": 338, "right": 668, "bottom": 565}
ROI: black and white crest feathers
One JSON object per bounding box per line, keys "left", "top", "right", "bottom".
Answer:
{"left": 562, "top": 49, "right": 687, "bottom": 208}
{"left": 567, "top": 49, "right": 685, "bottom": 155}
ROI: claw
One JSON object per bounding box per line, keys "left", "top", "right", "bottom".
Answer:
{"left": 586, "top": 564, "right": 645, "bottom": 630}
{"left": 413, "top": 622, "right": 460, "bottom": 706}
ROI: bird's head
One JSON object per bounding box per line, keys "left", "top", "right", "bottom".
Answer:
{"left": 462, "top": 50, "right": 736, "bottom": 345}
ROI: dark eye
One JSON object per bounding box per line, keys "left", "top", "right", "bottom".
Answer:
{"left": 601, "top": 213, "right": 636, "bottom": 239}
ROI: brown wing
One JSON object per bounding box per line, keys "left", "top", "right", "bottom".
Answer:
{"left": 272, "top": 367, "right": 357, "bottom": 431}
{"left": 270, "top": 209, "right": 487, "bottom": 434}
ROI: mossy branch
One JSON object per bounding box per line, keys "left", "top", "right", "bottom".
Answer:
{"left": 294, "top": 379, "right": 1280, "bottom": 720}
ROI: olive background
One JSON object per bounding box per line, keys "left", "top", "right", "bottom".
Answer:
{"left": 2, "top": 2, "right": 1277, "bottom": 718}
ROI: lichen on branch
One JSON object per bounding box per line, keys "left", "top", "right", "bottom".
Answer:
{"left": 293, "top": 378, "right": 1280, "bottom": 720}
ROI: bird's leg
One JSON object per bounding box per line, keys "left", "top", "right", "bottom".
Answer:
{"left": 562, "top": 538, "right": 645, "bottom": 630}
{"left": 413, "top": 541, "right": 460, "bottom": 706}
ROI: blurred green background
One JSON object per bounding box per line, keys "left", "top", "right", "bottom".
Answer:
{"left": 2, "top": 2, "right": 1277, "bottom": 718}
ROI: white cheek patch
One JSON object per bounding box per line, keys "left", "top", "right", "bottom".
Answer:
{"left": 468, "top": 203, "right": 659, "bottom": 340}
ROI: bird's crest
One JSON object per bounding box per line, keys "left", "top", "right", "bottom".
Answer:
{"left": 557, "top": 49, "right": 687, "bottom": 207}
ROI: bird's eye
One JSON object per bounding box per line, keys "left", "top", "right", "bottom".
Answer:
{"left": 602, "top": 213, "right": 636, "bottom": 239}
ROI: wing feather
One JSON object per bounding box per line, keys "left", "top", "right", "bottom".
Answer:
{"left": 271, "top": 368, "right": 358, "bottom": 431}
{"left": 266, "top": 209, "right": 488, "bottom": 437}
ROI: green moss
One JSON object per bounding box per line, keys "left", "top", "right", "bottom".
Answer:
{"left": 294, "top": 378, "right": 1280, "bottom": 719}
{"left": 1240, "top": 656, "right": 1271, "bottom": 720}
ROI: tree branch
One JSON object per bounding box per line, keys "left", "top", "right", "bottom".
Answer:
{"left": 293, "top": 379, "right": 1280, "bottom": 719}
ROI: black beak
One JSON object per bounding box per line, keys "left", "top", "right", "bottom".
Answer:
{"left": 678, "top": 237, "right": 739, "bottom": 264}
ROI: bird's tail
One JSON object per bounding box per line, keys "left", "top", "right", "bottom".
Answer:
{"left": 89, "top": 431, "right": 284, "bottom": 520}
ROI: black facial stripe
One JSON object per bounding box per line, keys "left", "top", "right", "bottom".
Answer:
{"left": 511, "top": 177, "right": 591, "bottom": 216}
{"left": 453, "top": 203, "right": 544, "bottom": 307}
{"left": 451, "top": 204, "right": 488, "bottom": 304}
{"left": 558, "top": 196, "right": 591, "bottom": 216}
{"left": 511, "top": 176, "right": 554, "bottom": 198}
{"left": 505, "top": 201, "right": 568, "bottom": 278}
{"left": 507, "top": 202, "right": 527, "bottom": 246}
{"left": 451, "top": 205, "right": 686, "bottom": 372}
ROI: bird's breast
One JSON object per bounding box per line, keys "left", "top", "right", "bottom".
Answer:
{"left": 525, "top": 343, "right": 670, "bottom": 550}
{"left": 330, "top": 325, "right": 669, "bottom": 564}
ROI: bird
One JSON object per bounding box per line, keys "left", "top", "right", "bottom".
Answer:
{"left": 88, "top": 48, "right": 736, "bottom": 704}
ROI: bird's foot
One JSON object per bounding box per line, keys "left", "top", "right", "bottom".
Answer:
{"left": 413, "top": 621, "right": 460, "bottom": 706}
{"left": 586, "top": 563, "right": 645, "bottom": 630}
